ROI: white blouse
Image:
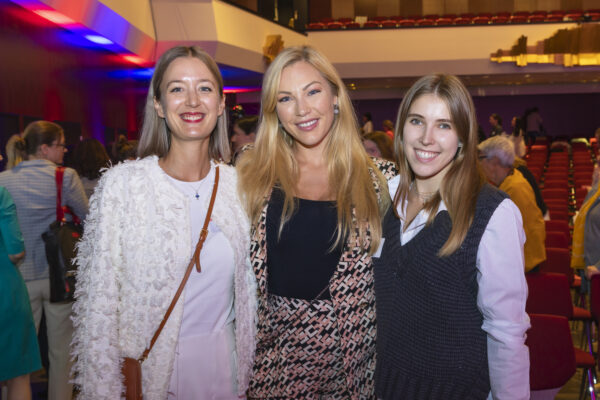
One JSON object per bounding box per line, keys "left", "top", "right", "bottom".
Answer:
{"left": 166, "top": 164, "right": 238, "bottom": 399}
{"left": 388, "top": 176, "right": 531, "bottom": 400}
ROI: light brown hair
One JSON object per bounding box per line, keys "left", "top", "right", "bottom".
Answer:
{"left": 137, "top": 46, "right": 230, "bottom": 162}
{"left": 393, "top": 74, "right": 485, "bottom": 256}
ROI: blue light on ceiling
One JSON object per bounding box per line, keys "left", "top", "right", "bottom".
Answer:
{"left": 85, "top": 34, "right": 113, "bottom": 45}
{"left": 108, "top": 68, "right": 154, "bottom": 80}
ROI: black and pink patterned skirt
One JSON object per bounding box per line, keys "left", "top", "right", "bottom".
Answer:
{"left": 248, "top": 294, "right": 349, "bottom": 400}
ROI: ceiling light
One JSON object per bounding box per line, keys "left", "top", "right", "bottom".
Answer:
{"left": 33, "top": 9, "right": 76, "bottom": 25}
{"left": 85, "top": 35, "right": 113, "bottom": 45}
{"left": 122, "top": 55, "right": 146, "bottom": 65}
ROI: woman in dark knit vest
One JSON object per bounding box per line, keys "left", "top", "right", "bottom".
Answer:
{"left": 373, "top": 74, "right": 530, "bottom": 400}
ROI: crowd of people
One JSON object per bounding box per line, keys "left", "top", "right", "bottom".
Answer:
{"left": 1, "top": 43, "right": 598, "bottom": 400}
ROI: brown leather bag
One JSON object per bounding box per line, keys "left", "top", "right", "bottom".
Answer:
{"left": 122, "top": 357, "right": 143, "bottom": 400}
{"left": 120, "top": 166, "right": 219, "bottom": 400}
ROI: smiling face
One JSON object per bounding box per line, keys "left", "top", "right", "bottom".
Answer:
{"left": 153, "top": 56, "right": 225, "bottom": 146}
{"left": 276, "top": 61, "right": 338, "bottom": 151}
{"left": 402, "top": 93, "right": 459, "bottom": 191}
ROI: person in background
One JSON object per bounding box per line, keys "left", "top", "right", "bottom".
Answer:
{"left": 374, "top": 74, "right": 529, "bottom": 399}
{"left": 363, "top": 131, "right": 395, "bottom": 161}
{"left": 113, "top": 135, "right": 138, "bottom": 163}
{"left": 4, "top": 134, "right": 24, "bottom": 170}
{"left": 525, "top": 106, "right": 543, "bottom": 143}
{"left": 237, "top": 45, "right": 396, "bottom": 399}
{"left": 229, "top": 115, "right": 258, "bottom": 164}
{"left": 479, "top": 136, "right": 546, "bottom": 272}
{"left": 71, "top": 45, "right": 256, "bottom": 399}
{"left": 70, "top": 138, "right": 111, "bottom": 199}
{"left": 362, "top": 111, "right": 374, "bottom": 134}
{"left": 513, "top": 157, "right": 548, "bottom": 219}
{"left": 576, "top": 183, "right": 600, "bottom": 286}
{"left": 489, "top": 113, "right": 504, "bottom": 137}
{"left": 0, "top": 186, "right": 41, "bottom": 400}
{"left": 382, "top": 119, "right": 394, "bottom": 139}
{"left": 0, "top": 120, "right": 88, "bottom": 400}
{"left": 510, "top": 116, "right": 527, "bottom": 157}
{"left": 574, "top": 169, "right": 600, "bottom": 281}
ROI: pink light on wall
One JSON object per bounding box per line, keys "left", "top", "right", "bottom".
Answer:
{"left": 223, "top": 87, "right": 261, "bottom": 94}
{"left": 9, "top": 0, "right": 156, "bottom": 64}
{"left": 121, "top": 54, "right": 148, "bottom": 65}
{"left": 33, "top": 9, "right": 76, "bottom": 26}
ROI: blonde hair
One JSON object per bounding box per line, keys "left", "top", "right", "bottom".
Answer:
{"left": 237, "top": 45, "right": 389, "bottom": 253}
{"left": 6, "top": 121, "right": 65, "bottom": 168}
{"left": 137, "top": 46, "right": 230, "bottom": 162}
{"left": 393, "top": 74, "right": 485, "bottom": 256}
{"left": 5, "top": 134, "right": 24, "bottom": 169}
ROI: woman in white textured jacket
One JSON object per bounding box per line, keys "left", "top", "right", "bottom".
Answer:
{"left": 71, "top": 46, "right": 257, "bottom": 399}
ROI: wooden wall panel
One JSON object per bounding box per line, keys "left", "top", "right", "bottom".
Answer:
{"left": 309, "top": 0, "right": 332, "bottom": 21}
{"left": 561, "top": 0, "right": 583, "bottom": 10}
{"left": 536, "top": 0, "right": 561, "bottom": 11}
{"left": 377, "top": 0, "right": 400, "bottom": 17}
{"left": 355, "top": 0, "right": 378, "bottom": 18}
{"left": 582, "top": 0, "right": 599, "bottom": 10}
{"left": 332, "top": 0, "right": 354, "bottom": 19}
{"left": 444, "top": 0, "right": 469, "bottom": 14}
{"left": 401, "top": 0, "right": 423, "bottom": 16}
{"left": 423, "top": 0, "right": 444, "bottom": 15}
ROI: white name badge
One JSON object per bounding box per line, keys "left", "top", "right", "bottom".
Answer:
{"left": 372, "top": 238, "right": 385, "bottom": 258}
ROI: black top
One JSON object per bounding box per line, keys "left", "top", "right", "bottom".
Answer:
{"left": 266, "top": 187, "right": 342, "bottom": 300}
{"left": 516, "top": 164, "right": 548, "bottom": 215}
{"left": 373, "top": 184, "right": 507, "bottom": 400}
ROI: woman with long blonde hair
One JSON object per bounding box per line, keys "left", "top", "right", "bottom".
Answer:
{"left": 238, "top": 45, "right": 396, "bottom": 399}
{"left": 373, "top": 74, "right": 529, "bottom": 399}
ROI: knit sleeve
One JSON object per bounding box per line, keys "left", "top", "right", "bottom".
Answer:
{"left": 63, "top": 167, "right": 89, "bottom": 221}
{"left": 71, "top": 166, "right": 127, "bottom": 399}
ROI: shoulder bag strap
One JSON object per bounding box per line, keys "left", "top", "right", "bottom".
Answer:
{"left": 55, "top": 167, "right": 65, "bottom": 222}
{"left": 138, "top": 165, "right": 219, "bottom": 363}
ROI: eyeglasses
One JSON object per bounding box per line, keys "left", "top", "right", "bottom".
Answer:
{"left": 52, "top": 142, "right": 66, "bottom": 148}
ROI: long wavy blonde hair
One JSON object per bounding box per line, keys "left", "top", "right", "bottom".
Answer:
{"left": 237, "top": 46, "right": 388, "bottom": 253}
{"left": 393, "top": 74, "right": 485, "bottom": 256}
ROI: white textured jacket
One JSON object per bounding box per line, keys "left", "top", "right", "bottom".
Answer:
{"left": 71, "top": 156, "right": 257, "bottom": 399}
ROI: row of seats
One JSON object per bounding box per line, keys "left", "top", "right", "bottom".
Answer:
{"left": 308, "top": 9, "right": 600, "bottom": 30}
{"left": 526, "top": 273, "right": 598, "bottom": 397}
{"left": 524, "top": 136, "right": 598, "bottom": 398}
{"left": 526, "top": 138, "right": 597, "bottom": 222}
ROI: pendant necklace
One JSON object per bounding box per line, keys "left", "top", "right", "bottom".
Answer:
{"left": 411, "top": 182, "right": 437, "bottom": 203}
{"left": 192, "top": 184, "right": 203, "bottom": 200}
{"left": 188, "top": 164, "right": 212, "bottom": 200}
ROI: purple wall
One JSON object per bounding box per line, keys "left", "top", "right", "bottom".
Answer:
{"left": 241, "top": 92, "right": 600, "bottom": 139}
{"left": 354, "top": 93, "right": 600, "bottom": 139}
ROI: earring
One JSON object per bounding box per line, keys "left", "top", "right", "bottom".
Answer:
{"left": 333, "top": 104, "right": 339, "bottom": 115}
{"left": 457, "top": 141, "right": 463, "bottom": 149}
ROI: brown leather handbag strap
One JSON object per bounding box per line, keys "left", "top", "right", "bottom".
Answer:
{"left": 138, "top": 165, "right": 220, "bottom": 363}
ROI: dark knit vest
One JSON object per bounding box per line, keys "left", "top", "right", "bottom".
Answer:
{"left": 374, "top": 184, "right": 507, "bottom": 400}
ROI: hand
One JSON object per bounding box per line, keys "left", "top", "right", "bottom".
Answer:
{"left": 592, "top": 164, "right": 600, "bottom": 187}
{"left": 8, "top": 251, "right": 25, "bottom": 265}
{"left": 585, "top": 266, "right": 600, "bottom": 280}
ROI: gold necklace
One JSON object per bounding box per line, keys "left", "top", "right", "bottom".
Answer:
{"left": 411, "top": 182, "right": 437, "bottom": 203}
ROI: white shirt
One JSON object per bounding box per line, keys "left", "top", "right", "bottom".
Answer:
{"left": 166, "top": 164, "right": 238, "bottom": 399}
{"left": 388, "top": 176, "right": 530, "bottom": 400}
